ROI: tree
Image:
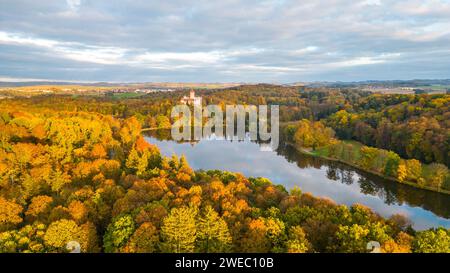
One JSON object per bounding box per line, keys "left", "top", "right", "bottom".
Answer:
{"left": 334, "top": 224, "right": 369, "bottom": 253}
{"left": 126, "top": 148, "right": 148, "bottom": 176}
{"left": 360, "top": 146, "right": 379, "bottom": 170}
{"left": 119, "top": 117, "right": 141, "bottom": 146}
{"left": 44, "top": 219, "right": 83, "bottom": 252}
{"left": 90, "top": 143, "right": 107, "bottom": 159}
{"left": 176, "top": 155, "right": 194, "bottom": 183}
{"left": 397, "top": 164, "right": 407, "bottom": 182}
{"left": 160, "top": 206, "right": 197, "bottom": 253}
{"left": 103, "top": 215, "right": 135, "bottom": 253}
{"left": 68, "top": 201, "right": 88, "bottom": 224}
{"left": 0, "top": 222, "right": 47, "bottom": 253}
{"left": 125, "top": 222, "right": 160, "bottom": 253}
{"left": 241, "top": 217, "right": 285, "bottom": 253}
{"left": 49, "top": 169, "right": 71, "bottom": 193}
{"left": 286, "top": 226, "right": 310, "bottom": 253}
{"left": 405, "top": 159, "right": 422, "bottom": 182}
{"left": 381, "top": 232, "right": 412, "bottom": 253}
{"left": 135, "top": 202, "right": 168, "bottom": 228}
{"left": 426, "top": 163, "right": 448, "bottom": 189}
{"left": 78, "top": 222, "right": 100, "bottom": 252}
{"left": 384, "top": 151, "right": 401, "bottom": 177}
{"left": 0, "top": 197, "right": 23, "bottom": 231}
{"left": 240, "top": 218, "right": 270, "bottom": 252}
{"left": 196, "top": 206, "right": 232, "bottom": 253}
{"left": 412, "top": 228, "right": 450, "bottom": 253}
{"left": 293, "top": 120, "right": 335, "bottom": 150}
{"left": 156, "top": 115, "right": 171, "bottom": 129}
{"left": 25, "top": 195, "right": 53, "bottom": 223}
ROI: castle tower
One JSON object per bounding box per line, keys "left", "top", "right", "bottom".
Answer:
{"left": 180, "top": 89, "right": 202, "bottom": 106}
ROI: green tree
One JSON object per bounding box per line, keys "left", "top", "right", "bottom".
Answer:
{"left": 103, "top": 215, "right": 135, "bottom": 253}
{"left": 384, "top": 151, "right": 401, "bottom": 177}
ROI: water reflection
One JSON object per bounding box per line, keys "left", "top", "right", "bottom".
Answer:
{"left": 279, "top": 144, "right": 450, "bottom": 220}
{"left": 145, "top": 129, "right": 450, "bottom": 230}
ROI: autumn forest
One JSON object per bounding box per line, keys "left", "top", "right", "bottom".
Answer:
{"left": 0, "top": 85, "right": 449, "bottom": 253}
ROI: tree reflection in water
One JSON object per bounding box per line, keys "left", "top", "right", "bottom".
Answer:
{"left": 146, "top": 129, "right": 450, "bottom": 222}
{"left": 277, "top": 143, "right": 450, "bottom": 219}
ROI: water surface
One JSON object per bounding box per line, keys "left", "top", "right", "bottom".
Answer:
{"left": 145, "top": 130, "right": 450, "bottom": 230}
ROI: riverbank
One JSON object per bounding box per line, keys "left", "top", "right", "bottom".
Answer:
{"left": 286, "top": 142, "right": 450, "bottom": 196}
{"left": 141, "top": 126, "right": 171, "bottom": 132}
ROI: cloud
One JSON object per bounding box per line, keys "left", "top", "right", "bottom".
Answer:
{"left": 66, "top": 0, "right": 81, "bottom": 11}
{"left": 360, "top": 0, "right": 382, "bottom": 6}
{"left": 0, "top": 0, "right": 449, "bottom": 82}
{"left": 324, "top": 53, "right": 402, "bottom": 69}
{"left": 0, "top": 31, "right": 59, "bottom": 48}
{"left": 290, "top": 46, "right": 319, "bottom": 56}
{"left": 0, "top": 31, "right": 126, "bottom": 65}
{"left": 0, "top": 31, "right": 268, "bottom": 71}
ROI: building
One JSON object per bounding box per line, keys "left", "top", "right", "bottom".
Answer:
{"left": 180, "top": 90, "right": 202, "bottom": 106}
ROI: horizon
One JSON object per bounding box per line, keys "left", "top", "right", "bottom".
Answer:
{"left": 1, "top": 77, "right": 450, "bottom": 85}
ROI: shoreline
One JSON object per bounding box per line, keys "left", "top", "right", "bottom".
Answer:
{"left": 141, "top": 125, "right": 450, "bottom": 196}
{"left": 286, "top": 142, "right": 450, "bottom": 196}
{"left": 141, "top": 127, "right": 171, "bottom": 132}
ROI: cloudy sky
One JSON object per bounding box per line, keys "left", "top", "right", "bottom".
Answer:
{"left": 1, "top": 0, "right": 450, "bottom": 83}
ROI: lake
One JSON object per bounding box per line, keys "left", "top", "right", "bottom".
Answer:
{"left": 145, "top": 130, "right": 450, "bottom": 230}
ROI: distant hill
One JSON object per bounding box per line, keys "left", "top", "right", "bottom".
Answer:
{"left": 0, "top": 81, "right": 243, "bottom": 89}
{"left": 302, "top": 79, "right": 450, "bottom": 88}
{"left": 0, "top": 81, "right": 117, "bottom": 87}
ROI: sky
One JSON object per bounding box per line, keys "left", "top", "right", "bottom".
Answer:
{"left": 1, "top": 0, "right": 450, "bottom": 83}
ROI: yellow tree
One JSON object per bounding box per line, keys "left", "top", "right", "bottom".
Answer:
{"left": 44, "top": 219, "right": 83, "bottom": 252}
{"left": 293, "top": 120, "right": 314, "bottom": 148}
{"left": 196, "top": 206, "right": 232, "bottom": 253}
{"left": 161, "top": 206, "right": 197, "bottom": 253}
{"left": 286, "top": 226, "right": 310, "bottom": 253}
{"left": 397, "top": 164, "right": 407, "bottom": 182}
{"left": 125, "top": 148, "right": 148, "bottom": 176}
{"left": 405, "top": 159, "right": 422, "bottom": 182}
{"left": 0, "top": 197, "right": 23, "bottom": 231}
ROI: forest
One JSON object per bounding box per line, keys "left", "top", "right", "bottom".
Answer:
{"left": 0, "top": 85, "right": 449, "bottom": 253}
{"left": 4, "top": 85, "right": 447, "bottom": 190}
{"left": 6, "top": 84, "right": 447, "bottom": 168}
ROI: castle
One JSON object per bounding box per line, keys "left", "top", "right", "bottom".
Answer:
{"left": 180, "top": 89, "right": 202, "bottom": 106}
